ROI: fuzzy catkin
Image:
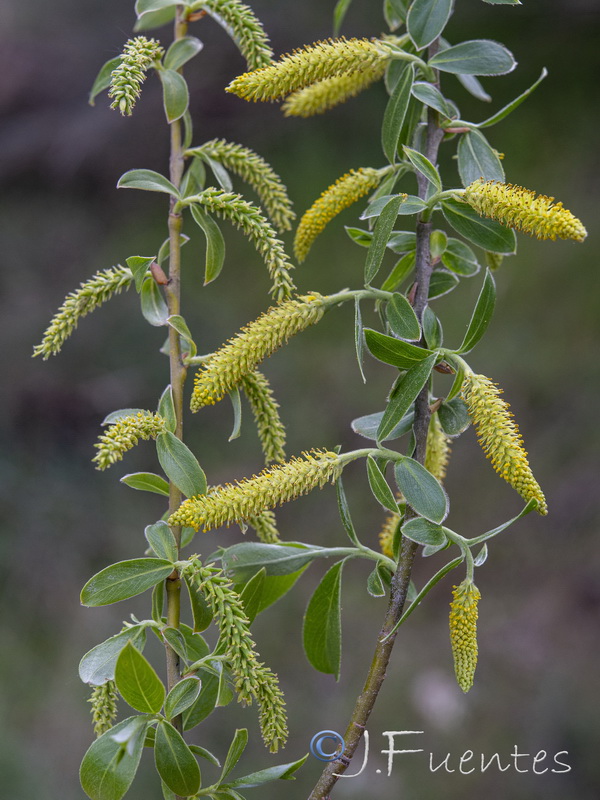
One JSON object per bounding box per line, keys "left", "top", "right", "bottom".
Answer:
{"left": 449, "top": 580, "right": 480, "bottom": 693}
{"left": 194, "top": 139, "right": 295, "bottom": 231}
{"left": 294, "top": 168, "right": 385, "bottom": 262}
{"left": 109, "top": 37, "right": 164, "bottom": 116}
{"left": 93, "top": 412, "right": 167, "bottom": 470}
{"left": 190, "top": 294, "right": 326, "bottom": 411}
{"left": 88, "top": 681, "right": 118, "bottom": 737}
{"left": 241, "top": 370, "right": 286, "bottom": 463}
{"left": 169, "top": 449, "right": 342, "bottom": 531}
{"left": 201, "top": 0, "right": 273, "bottom": 70}
{"left": 463, "top": 179, "right": 587, "bottom": 242}
{"left": 461, "top": 372, "right": 547, "bottom": 514}
{"left": 226, "top": 37, "right": 392, "bottom": 102}
{"left": 282, "top": 62, "right": 387, "bottom": 117}
{"left": 33, "top": 266, "right": 133, "bottom": 359}
{"left": 248, "top": 509, "right": 281, "bottom": 543}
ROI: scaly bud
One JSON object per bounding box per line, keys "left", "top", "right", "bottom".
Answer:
{"left": 109, "top": 36, "right": 164, "bottom": 116}
{"left": 463, "top": 179, "right": 587, "bottom": 242}
{"left": 449, "top": 579, "right": 481, "bottom": 693}
{"left": 461, "top": 372, "right": 547, "bottom": 514}
{"left": 88, "top": 680, "right": 118, "bottom": 737}
{"left": 190, "top": 294, "right": 325, "bottom": 411}
{"left": 282, "top": 62, "right": 387, "bottom": 117}
{"left": 294, "top": 168, "right": 387, "bottom": 262}
{"left": 93, "top": 412, "right": 166, "bottom": 470}
{"left": 169, "top": 449, "right": 342, "bottom": 531}
{"left": 226, "top": 37, "right": 392, "bottom": 102}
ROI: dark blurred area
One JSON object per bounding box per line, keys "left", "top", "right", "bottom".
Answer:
{"left": 1, "top": 1, "right": 599, "bottom": 798}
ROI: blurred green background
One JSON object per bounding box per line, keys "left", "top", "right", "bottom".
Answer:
{"left": 1, "top": 1, "right": 599, "bottom": 798}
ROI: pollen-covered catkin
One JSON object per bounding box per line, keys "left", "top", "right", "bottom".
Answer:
{"left": 169, "top": 449, "right": 342, "bottom": 531}
{"left": 190, "top": 294, "right": 326, "bottom": 411}
{"left": 93, "top": 412, "right": 167, "bottom": 470}
{"left": 282, "top": 62, "right": 387, "bottom": 117}
{"left": 449, "top": 579, "right": 480, "bottom": 693}
{"left": 461, "top": 372, "right": 547, "bottom": 514}
{"left": 463, "top": 179, "right": 587, "bottom": 242}
{"left": 294, "top": 169, "right": 387, "bottom": 262}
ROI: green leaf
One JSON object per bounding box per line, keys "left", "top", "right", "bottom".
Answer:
{"left": 446, "top": 359, "right": 466, "bottom": 401}
{"left": 225, "top": 754, "right": 309, "bottom": 789}
{"left": 354, "top": 298, "right": 366, "bottom": 383}
{"left": 80, "top": 716, "right": 148, "bottom": 800}
{"left": 221, "top": 542, "right": 325, "bottom": 582}
{"left": 164, "top": 677, "right": 202, "bottom": 720}
{"left": 428, "top": 269, "right": 459, "bottom": 299}
{"left": 394, "top": 458, "right": 448, "bottom": 523}
{"left": 407, "top": 0, "right": 453, "bottom": 50}
{"left": 89, "top": 56, "right": 122, "bottom": 106}
{"left": 351, "top": 409, "right": 414, "bottom": 442}
{"left": 120, "top": 472, "right": 170, "bottom": 496}
{"left": 157, "top": 232, "right": 190, "bottom": 265}
{"left": 159, "top": 68, "right": 189, "bottom": 123}
{"left": 189, "top": 744, "right": 221, "bottom": 768}
{"left": 183, "top": 672, "right": 219, "bottom": 730}
{"left": 430, "top": 229, "right": 447, "bottom": 259}
{"left": 384, "top": 0, "right": 408, "bottom": 30}
{"left": 396, "top": 195, "right": 428, "bottom": 215}
{"left": 411, "top": 81, "right": 454, "bottom": 118}
{"left": 381, "top": 64, "right": 414, "bottom": 163}
{"left": 366, "top": 564, "right": 387, "bottom": 597}
{"left": 117, "top": 169, "right": 179, "bottom": 197}
{"left": 303, "top": 561, "right": 345, "bottom": 678}
{"left": 228, "top": 387, "right": 242, "bottom": 441}
{"left": 158, "top": 385, "right": 177, "bottom": 432}
{"left": 483, "top": 0, "right": 520, "bottom": 5}
{"left": 184, "top": 575, "right": 213, "bottom": 632}
{"left": 181, "top": 156, "right": 206, "bottom": 197}
{"left": 102, "top": 408, "right": 145, "bottom": 426}
{"left": 140, "top": 276, "right": 169, "bottom": 326}
{"left": 345, "top": 226, "right": 372, "bottom": 247}
{"left": 201, "top": 153, "right": 233, "bottom": 191}
{"left": 364, "top": 195, "right": 403, "bottom": 283}
{"left": 237, "top": 568, "right": 266, "bottom": 624}
{"left": 336, "top": 475, "right": 360, "bottom": 546}
{"left": 167, "top": 314, "right": 197, "bottom": 358}
{"left": 220, "top": 729, "right": 249, "bottom": 783}
{"left": 364, "top": 328, "right": 433, "bottom": 369}
{"left": 457, "top": 129, "right": 505, "bottom": 186}
{"left": 179, "top": 624, "right": 210, "bottom": 663}
{"left": 155, "top": 720, "right": 201, "bottom": 796}
{"left": 387, "top": 231, "right": 416, "bottom": 253}
{"left": 152, "top": 580, "right": 165, "bottom": 622}
{"left": 79, "top": 627, "right": 146, "bottom": 686}
{"left": 164, "top": 36, "right": 203, "bottom": 70}
{"left": 333, "top": 0, "right": 353, "bottom": 35}
{"left": 442, "top": 197, "right": 517, "bottom": 253}
{"left": 473, "top": 543, "right": 488, "bottom": 566}
{"left": 457, "top": 268, "right": 496, "bottom": 353}
{"left": 367, "top": 457, "right": 399, "bottom": 513}
{"left": 134, "top": 7, "right": 176, "bottom": 31}
{"left": 386, "top": 293, "right": 421, "bottom": 341}
{"left": 190, "top": 204, "right": 226, "bottom": 285}
{"left": 135, "top": 0, "right": 185, "bottom": 15}
{"left": 380, "top": 252, "right": 415, "bottom": 292}
{"left": 457, "top": 72, "right": 491, "bottom": 102}
{"left": 422, "top": 307, "right": 443, "bottom": 349}
{"left": 478, "top": 68, "right": 547, "bottom": 128}
{"left": 156, "top": 431, "right": 207, "bottom": 498}
{"left": 441, "top": 237, "right": 480, "bottom": 276}
{"left": 438, "top": 397, "right": 471, "bottom": 436}
{"left": 403, "top": 146, "right": 442, "bottom": 191}
{"left": 429, "top": 40, "right": 517, "bottom": 76}
{"left": 401, "top": 517, "right": 446, "bottom": 546}
{"left": 115, "top": 642, "right": 165, "bottom": 714}
{"left": 377, "top": 353, "right": 436, "bottom": 442}
{"left": 81, "top": 559, "right": 174, "bottom": 607}
{"left": 125, "top": 255, "right": 155, "bottom": 293}
{"left": 145, "top": 521, "right": 178, "bottom": 562}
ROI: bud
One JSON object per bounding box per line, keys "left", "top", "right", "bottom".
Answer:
{"left": 449, "top": 579, "right": 480, "bottom": 693}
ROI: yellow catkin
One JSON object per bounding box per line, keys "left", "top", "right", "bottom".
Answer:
{"left": 190, "top": 294, "right": 326, "bottom": 411}
{"left": 463, "top": 179, "right": 587, "bottom": 242}
{"left": 461, "top": 372, "right": 547, "bottom": 514}
{"left": 449, "top": 579, "right": 481, "bottom": 693}
{"left": 282, "top": 62, "right": 387, "bottom": 117}
{"left": 92, "top": 411, "right": 167, "bottom": 470}
{"left": 226, "top": 37, "right": 392, "bottom": 102}
{"left": 248, "top": 510, "right": 281, "bottom": 543}
{"left": 294, "top": 168, "right": 386, "bottom": 262}
{"left": 168, "top": 449, "right": 342, "bottom": 531}
{"left": 88, "top": 681, "right": 118, "bottom": 737}
{"left": 379, "top": 508, "right": 402, "bottom": 559}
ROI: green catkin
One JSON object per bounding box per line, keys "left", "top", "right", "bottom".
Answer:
{"left": 241, "top": 370, "right": 286, "bottom": 463}
{"left": 88, "top": 681, "right": 118, "bottom": 737}
{"left": 33, "top": 266, "right": 133, "bottom": 359}
{"left": 109, "top": 36, "right": 164, "bottom": 116}
{"left": 294, "top": 168, "right": 387, "bottom": 262}
{"left": 226, "top": 37, "right": 392, "bottom": 102}
{"left": 463, "top": 179, "right": 587, "bottom": 242}
{"left": 449, "top": 580, "right": 480, "bottom": 693}
{"left": 93, "top": 411, "right": 167, "bottom": 470}
{"left": 183, "top": 561, "right": 287, "bottom": 751}
{"left": 461, "top": 372, "right": 547, "bottom": 514}
{"left": 190, "top": 294, "right": 326, "bottom": 411}
{"left": 201, "top": 0, "right": 273, "bottom": 70}
{"left": 190, "top": 139, "right": 295, "bottom": 232}
{"left": 185, "top": 188, "right": 295, "bottom": 300}
{"left": 169, "top": 449, "right": 343, "bottom": 531}
{"left": 282, "top": 62, "right": 387, "bottom": 117}
{"left": 248, "top": 509, "right": 281, "bottom": 543}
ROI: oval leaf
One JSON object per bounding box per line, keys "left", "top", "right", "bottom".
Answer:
{"left": 428, "top": 269, "right": 459, "bottom": 299}
{"left": 364, "top": 195, "right": 403, "bottom": 283}
{"left": 394, "top": 458, "right": 448, "bottom": 523}
{"left": 159, "top": 68, "right": 189, "bottom": 123}
{"left": 403, "top": 146, "right": 442, "bottom": 191}
{"left": 117, "top": 169, "right": 179, "bottom": 197}
{"left": 381, "top": 64, "right": 414, "bottom": 163}
{"left": 226, "top": 754, "right": 309, "bottom": 789}
{"left": 158, "top": 385, "right": 177, "bottom": 432}
{"left": 442, "top": 197, "right": 516, "bottom": 253}
{"left": 164, "top": 36, "right": 203, "bottom": 71}
{"left": 115, "top": 642, "right": 165, "bottom": 714}
{"left": 429, "top": 40, "right": 517, "bottom": 76}
{"left": 140, "top": 276, "right": 169, "bottom": 326}
{"left": 121, "top": 472, "right": 170, "bottom": 496}
{"left": 457, "top": 268, "right": 496, "bottom": 353}
{"left": 478, "top": 67, "right": 547, "bottom": 128}
{"left": 80, "top": 716, "right": 148, "bottom": 800}
{"left": 89, "top": 56, "right": 122, "bottom": 106}
{"left": 364, "top": 328, "right": 433, "bottom": 369}
{"left": 221, "top": 542, "right": 324, "bottom": 583}
{"left": 81, "top": 558, "right": 174, "bottom": 607}
{"left": 303, "top": 561, "right": 345, "bottom": 679}
{"left": 386, "top": 292, "right": 421, "bottom": 340}
{"left": 441, "top": 237, "right": 480, "bottom": 277}
{"left": 220, "top": 728, "right": 249, "bottom": 782}
{"left": 351, "top": 409, "right": 414, "bottom": 442}
{"left": 408, "top": 0, "right": 453, "bottom": 50}
{"left": 190, "top": 204, "right": 226, "bottom": 285}
{"left": 411, "top": 81, "right": 454, "bottom": 118}
{"left": 164, "top": 676, "right": 202, "bottom": 720}
{"left": 377, "top": 353, "right": 437, "bottom": 442}
{"left": 156, "top": 431, "right": 207, "bottom": 498}
{"left": 401, "top": 517, "right": 446, "bottom": 546}
{"left": 79, "top": 627, "right": 147, "bottom": 686}
{"left": 438, "top": 397, "right": 471, "bottom": 436}
{"left": 366, "top": 457, "right": 399, "bottom": 513}
{"left": 155, "top": 720, "right": 201, "bottom": 796}
{"left": 145, "top": 520, "right": 178, "bottom": 561}
{"left": 457, "top": 130, "right": 505, "bottom": 186}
